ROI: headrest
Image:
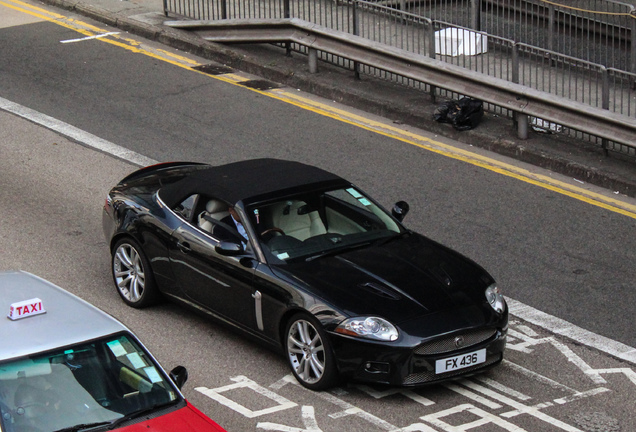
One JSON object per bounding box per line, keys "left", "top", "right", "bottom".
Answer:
{"left": 206, "top": 200, "right": 227, "bottom": 214}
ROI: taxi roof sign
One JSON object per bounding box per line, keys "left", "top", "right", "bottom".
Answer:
{"left": 1, "top": 271, "right": 127, "bottom": 361}
{"left": 8, "top": 297, "right": 46, "bottom": 320}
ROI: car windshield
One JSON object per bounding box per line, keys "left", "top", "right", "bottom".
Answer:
{"left": 247, "top": 186, "right": 402, "bottom": 262}
{"left": 0, "top": 333, "right": 179, "bottom": 432}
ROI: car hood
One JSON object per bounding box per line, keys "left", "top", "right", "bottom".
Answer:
{"left": 274, "top": 232, "right": 495, "bottom": 325}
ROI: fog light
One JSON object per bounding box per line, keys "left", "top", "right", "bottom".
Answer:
{"left": 364, "top": 362, "right": 390, "bottom": 374}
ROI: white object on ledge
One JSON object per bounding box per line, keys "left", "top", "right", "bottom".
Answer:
{"left": 435, "top": 27, "right": 488, "bottom": 56}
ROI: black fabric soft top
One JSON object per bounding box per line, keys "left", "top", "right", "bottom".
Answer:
{"left": 158, "top": 158, "right": 347, "bottom": 208}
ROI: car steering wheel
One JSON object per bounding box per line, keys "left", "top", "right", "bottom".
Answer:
{"left": 261, "top": 227, "right": 285, "bottom": 237}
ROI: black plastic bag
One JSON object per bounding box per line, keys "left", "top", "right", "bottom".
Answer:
{"left": 433, "top": 97, "right": 484, "bottom": 131}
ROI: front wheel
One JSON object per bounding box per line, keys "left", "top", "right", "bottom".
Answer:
{"left": 285, "top": 314, "right": 339, "bottom": 390}
{"left": 111, "top": 238, "right": 158, "bottom": 308}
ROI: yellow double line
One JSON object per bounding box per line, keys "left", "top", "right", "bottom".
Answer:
{"left": 4, "top": 0, "right": 636, "bottom": 220}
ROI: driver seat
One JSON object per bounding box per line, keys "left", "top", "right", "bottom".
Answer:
{"left": 198, "top": 200, "right": 230, "bottom": 233}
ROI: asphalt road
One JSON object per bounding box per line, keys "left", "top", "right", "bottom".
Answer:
{"left": 2, "top": 2, "right": 636, "bottom": 431}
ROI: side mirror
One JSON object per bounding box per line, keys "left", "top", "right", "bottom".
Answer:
{"left": 392, "top": 201, "right": 410, "bottom": 222}
{"left": 215, "top": 241, "right": 245, "bottom": 256}
{"left": 169, "top": 366, "right": 188, "bottom": 389}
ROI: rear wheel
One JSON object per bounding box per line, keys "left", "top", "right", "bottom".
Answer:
{"left": 285, "top": 313, "right": 339, "bottom": 390}
{"left": 112, "top": 238, "right": 158, "bottom": 308}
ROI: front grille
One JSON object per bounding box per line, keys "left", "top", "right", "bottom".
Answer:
{"left": 414, "top": 328, "right": 497, "bottom": 356}
{"left": 402, "top": 353, "right": 502, "bottom": 385}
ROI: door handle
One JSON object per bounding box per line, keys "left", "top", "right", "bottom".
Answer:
{"left": 177, "top": 241, "right": 191, "bottom": 253}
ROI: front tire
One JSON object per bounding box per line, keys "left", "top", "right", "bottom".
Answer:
{"left": 285, "top": 313, "right": 338, "bottom": 390}
{"left": 111, "top": 238, "right": 158, "bottom": 308}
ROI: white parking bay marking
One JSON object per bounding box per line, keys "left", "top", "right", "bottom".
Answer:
{"left": 272, "top": 374, "right": 398, "bottom": 431}
{"left": 421, "top": 404, "right": 529, "bottom": 432}
{"left": 258, "top": 406, "right": 322, "bottom": 432}
{"left": 455, "top": 380, "right": 585, "bottom": 432}
{"left": 355, "top": 385, "right": 435, "bottom": 407}
{"left": 473, "top": 376, "right": 532, "bottom": 401}
{"left": 195, "top": 376, "right": 297, "bottom": 419}
{"left": 508, "top": 298, "right": 636, "bottom": 365}
{"left": 442, "top": 382, "right": 503, "bottom": 410}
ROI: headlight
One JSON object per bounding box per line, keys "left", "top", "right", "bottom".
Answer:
{"left": 335, "top": 317, "right": 398, "bottom": 341}
{"left": 485, "top": 284, "right": 506, "bottom": 314}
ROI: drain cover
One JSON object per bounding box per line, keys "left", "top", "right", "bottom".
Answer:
{"left": 192, "top": 64, "right": 234, "bottom": 75}
{"left": 238, "top": 80, "right": 281, "bottom": 91}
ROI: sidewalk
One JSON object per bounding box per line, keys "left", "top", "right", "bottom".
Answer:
{"left": 41, "top": 0, "right": 636, "bottom": 197}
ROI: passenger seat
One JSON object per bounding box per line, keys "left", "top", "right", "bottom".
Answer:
{"left": 271, "top": 200, "right": 326, "bottom": 241}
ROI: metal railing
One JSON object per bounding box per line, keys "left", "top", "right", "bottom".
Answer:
{"left": 163, "top": 0, "right": 636, "bottom": 155}
{"left": 410, "top": 0, "right": 636, "bottom": 73}
{"left": 164, "top": 0, "right": 636, "bottom": 73}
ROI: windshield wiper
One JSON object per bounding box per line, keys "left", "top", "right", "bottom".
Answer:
{"left": 373, "top": 230, "right": 409, "bottom": 247}
{"left": 107, "top": 399, "right": 180, "bottom": 430}
{"left": 53, "top": 421, "right": 112, "bottom": 432}
{"left": 305, "top": 241, "right": 372, "bottom": 262}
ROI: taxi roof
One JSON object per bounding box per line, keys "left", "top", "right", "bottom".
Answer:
{"left": 0, "top": 271, "right": 129, "bottom": 361}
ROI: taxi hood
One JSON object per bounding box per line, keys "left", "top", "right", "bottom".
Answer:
{"left": 118, "top": 402, "right": 226, "bottom": 431}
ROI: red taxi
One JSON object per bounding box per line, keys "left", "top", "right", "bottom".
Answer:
{"left": 0, "top": 271, "right": 227, "bottom": 432}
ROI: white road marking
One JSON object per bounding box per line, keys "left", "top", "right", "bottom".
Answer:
{"left": 508, "top": 299, "right": 636, "bottom": 365}
{"left": 2, "top": 96, "right": 635, "bottom": 370}
{"left": 355, "top": 385, "right": 436, "bottom": 406}
{"left": 553, "top": 387, "right": 610, "bottom": 405}
{"left": 203, "top": 353, "right": 626, "bottom": 430}
{"left": 442, "top": 382, "right": 503, "bottom": 409}
{"left": 0, "top": 96, "right": 157, "bottom": 167}
{"left": 457, "top": 380, "right": 584, "bottom": 432}
{"left": 502, "top": 360, "right": 580, "bottom": 393}
{"left": 548, "top": 338, "right": 607, "bottom": 384}
{"left": 421, "top": 404, "right": 529, "bottom": 432}
{"left": 272, "top": 374, "right": 399, "bottom": 431}
{"left": 195, "top": 376, "right": 297, "bottom": 418}
{"left": 60, "top": 32, "right": 120, "bottom": 43}
{"left": 258, "top": 405, "right": 322, "bottom": 432}
{"left": 594, "top": 368, "right": 636, "bottom": 386}
{"left": 513, "top": 325, "right": 540, "bottom": 338}
{"left": 506, "top": 328, "right": 552, "bottom": 353}
{"left": 473, "top": 376, "right": 532, "bottom": 401}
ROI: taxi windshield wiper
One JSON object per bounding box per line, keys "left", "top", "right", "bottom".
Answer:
{"left": 107, "top": 399, "right": 180, "bottom": 429}
{"left": 53, "top": 421, "right": 112, "bottom": 432}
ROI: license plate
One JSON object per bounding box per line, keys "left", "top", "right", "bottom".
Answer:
{"left": 435, "top": 349, "right": 486, "bottom": 374}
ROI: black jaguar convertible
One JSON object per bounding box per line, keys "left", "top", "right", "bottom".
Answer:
{"left": 102, "top": 159, "right": 507, "bottom": 390}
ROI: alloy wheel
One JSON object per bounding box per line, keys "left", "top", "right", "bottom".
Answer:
{"left": 113, "top": 243, "right": 146, "bottom": 303}
{"left": 287, "top": 319, "right": 326, "bottom": 385}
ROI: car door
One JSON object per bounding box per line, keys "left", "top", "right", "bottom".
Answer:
{"left": 168, "top": 221, "right": 258, "bottom": 332}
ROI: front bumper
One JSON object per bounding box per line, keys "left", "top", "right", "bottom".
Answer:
{"left": 329, "top": 326, "right": 507, "bottom": 386}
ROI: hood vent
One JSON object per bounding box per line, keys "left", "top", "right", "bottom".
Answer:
{"left": 428, "top": 265, "right": 453, "bottom": 287}
{"left": 357, "top": 282, "right": 401, "bottom": 300}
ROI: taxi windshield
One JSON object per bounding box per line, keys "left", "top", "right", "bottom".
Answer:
{"left": 247, "top": 186, "right": 402, "bottom": 263}
{"left": 0, "top": 333, "right": 179, "bottom": 432}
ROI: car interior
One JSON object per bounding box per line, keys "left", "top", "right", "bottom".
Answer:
{"left": 170, "top": 188, "right": 401, "bottom": 262}
{"left": 198, "top": 199, "right": 231, "bottom": 234}
{"left": 0, "top": 336, "right": 175, "bottom": 432}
